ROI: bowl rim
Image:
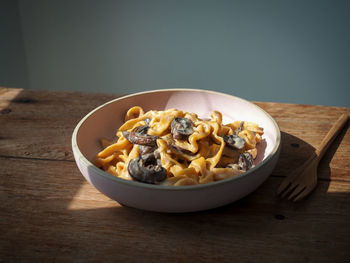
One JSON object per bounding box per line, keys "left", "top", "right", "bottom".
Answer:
{"left": 72, "top": 88, "right": 281, "bottom": 191}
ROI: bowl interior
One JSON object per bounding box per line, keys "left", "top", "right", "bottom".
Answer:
{"left": 75, "top": 89, "right": 279, "bottom": 174}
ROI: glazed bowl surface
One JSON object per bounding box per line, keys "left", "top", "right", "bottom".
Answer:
{"left": 72, "top": 89, "right": 281, "bottom": 212}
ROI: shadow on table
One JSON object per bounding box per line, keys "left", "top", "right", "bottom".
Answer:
{"left": 65, "top": 126, "right": 350, "bottom": 260}
{"left": 54, "top": 127, "right": 349, "bottom": 261}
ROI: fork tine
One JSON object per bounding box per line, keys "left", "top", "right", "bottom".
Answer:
{"left": 276, "top": 179, "right": 291, "bottom": 195}
{"left": 293, "top": 185, "right": 313, "bottom": 201}
{"left": 277, "top": 163, "right": 309, "bottom": 195}
{"left": 277, "top": 156, "right": 315, "bottom": 197}
{"left": 277, "top": 175, "right": 299, "bottom": 195}
{"left": 288, "top": 184, "right": 306, "bottom": 201}
{"left": 280, "top": 181, "right": 300, "bottom": 198}
{"left": 278, "top": 182, "right": 292, "bottom": 197}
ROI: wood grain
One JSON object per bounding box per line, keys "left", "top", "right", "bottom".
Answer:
{"left": 1, "top": 157, "right": 349, "bottom": 262}
{"left": 0, "top": 88, "right": 117, "bottom": 161}
{"left": 1, "top": 88, "right": 350, "bottom": 262}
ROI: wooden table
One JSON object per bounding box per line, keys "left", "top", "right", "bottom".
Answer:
{"left": 1, "top": 87, "right": 349, "bottom": 263}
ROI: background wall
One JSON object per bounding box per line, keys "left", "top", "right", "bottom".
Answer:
{"left": 0, "top": 0, "right": 28, "bottom": 89}
{"left": 1, "top": 0, "right": 349, "bottom": 106}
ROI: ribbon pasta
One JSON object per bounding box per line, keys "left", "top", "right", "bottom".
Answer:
{"left": 95, "top": 106, "right": 264, "bottom": 186}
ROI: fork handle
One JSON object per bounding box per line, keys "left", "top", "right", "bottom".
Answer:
{"left": 316, "top": 114, "right": 349, "bottom": 162}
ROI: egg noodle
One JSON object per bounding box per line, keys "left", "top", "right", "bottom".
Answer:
{"left": 95, "top": 106, "right": 264, "bottom": 186}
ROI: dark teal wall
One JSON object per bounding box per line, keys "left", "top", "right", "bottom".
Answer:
{"left": 0, "top": 0, "right": 28, "bottom": 89}
{"left": 2, "top": 0, "right": 350, "bottom": 106}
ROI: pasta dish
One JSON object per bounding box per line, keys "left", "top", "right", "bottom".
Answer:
{"left": 95, "top": 106, "right": 264, "bottom": 186}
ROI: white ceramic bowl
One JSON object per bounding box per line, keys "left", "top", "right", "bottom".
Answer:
{"left": 72, "top": 89, "right": 281, "bottom": 212}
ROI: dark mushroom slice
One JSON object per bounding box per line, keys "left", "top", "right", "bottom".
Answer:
{"left": 171, "top": 117, "right": 194, "bottom": 140}
{"left": 127, "top": 125, "right": 158, "bottom": 146}
{"left": 223, "top": 134, "right": 246, "bottom": 150}
{"left": 161, "top": 133, "right": 197, "bottom": 156}
{"left": 169, "top": 143, "right": 197, "bottom": 156}
{"left": 234, "top": 121, "right": 244, "bottom": 135}
{"left": 139, "top": 145, "right": 157, "bottom": 155}
{"left": 238, "top": 152, "right": 254, "bottom": 171}
{"left": 128, "top": 153, "right": 167, "bottom": 184}
{"left": 132, "top": 125, "right": 149, "bottom": 135}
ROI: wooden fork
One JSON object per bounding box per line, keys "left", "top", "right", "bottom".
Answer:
{"left": 277, "top": 114, "right": 349, "bottom": 201}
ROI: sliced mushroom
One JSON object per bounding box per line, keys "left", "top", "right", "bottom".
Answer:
{"left": 126, "top": 125, "right": 158, "bottom": 146}
{"left": 223, "top": 134, "right": 246, "bottom": 150}
{"left": 128, "top": 153, "right": 167, "bottom": 184}
{"left": 139, "top": 145, "right": 157, "bottom": 155}
{"left": 169, "top": 144, "right": 197, "bottom": 156}
{"left": 238, "top": 152, "right": 254, "bottom": 171}
{"left": 171, "top": 117, "right": 194, "bottom": 140}
{"left": 161, "top": 133, "right": 196, "bottom": 156}
{"left": 132, "top": 125, "right": 149, "bottom": 135}
{"left": 235, "top": 121, "right": 244, "bottom": 135}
